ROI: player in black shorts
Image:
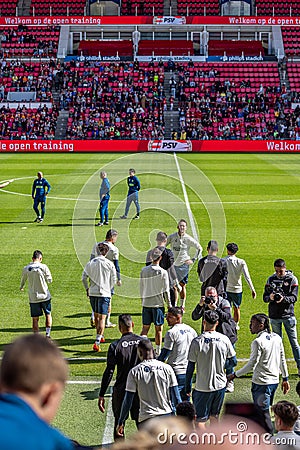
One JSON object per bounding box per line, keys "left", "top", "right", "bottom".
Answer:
{"left": 98, "top": 314, "right": 141, "bottom": 440}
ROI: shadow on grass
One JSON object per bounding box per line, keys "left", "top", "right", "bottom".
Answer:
{"left": 0, "top": 221, "right": 36, "bottom": 224}
{"left": 72, "top": 218, "right": 99, "bottom": 221}
{"left": 65, "top": 313, "right": 90, "bottom": 319}
{"left": 80, "top": 387, "right": 100, "bottom": 401}
{"left": 110, "top": 312, "right": 141, "bottom": 317}
{"left": 0, "top": 325, "right": 89, "bottom": 333}
{"left": 47, "top": 224, "right": 89, "bottom": 227}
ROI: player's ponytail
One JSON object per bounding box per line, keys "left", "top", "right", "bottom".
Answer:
{"left": 252, "top": 313, "right": 271, "bottom": 333}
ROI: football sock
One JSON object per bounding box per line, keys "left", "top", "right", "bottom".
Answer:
{"left": 96, "top": 334, "right": 101, "bottom": 344}
{"left": 46, "top": 327, "right": 51, "bottom": 337}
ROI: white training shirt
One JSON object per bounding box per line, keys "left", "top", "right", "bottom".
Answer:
{"left": 140, "top": 264, "right": 170, "bottom": 307}
{"left": 82, "top": 255, "right": 116, "bottom": 297}
{"left": 20, "top": 262, "right": 52, "bottom": 303}
{"left": 163, "top": 323, "right": 198, "bottom": 374}
{"left": 90, "top": 240, "right": 119, "bottom": 262}
{"left": 126, "top": 358, "right": 178, "bottom": 423}
{"left": 235, "top": 330, "right": 288, "bottom": 384}
{"left": 188, "top": 330, "right": 236, "bottom": 392}
{"left": 166, "top": 232, "right": 202, "bottom": 266}
{"left": 225, "top": 254, "right": 255, "bottom": 293}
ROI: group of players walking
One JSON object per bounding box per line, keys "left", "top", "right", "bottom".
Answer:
{"left": 22, "top": 169, "right": 300, "bottom": 442}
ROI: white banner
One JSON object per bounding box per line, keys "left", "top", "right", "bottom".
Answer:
{"left": 153, "top": 16, "right": 186, "bottom": 25}
{"left": 136, "top": 55, "right": 205, "bottom": 62}
{"left": 148, "top": 140, "right": 192, "bottom": 152}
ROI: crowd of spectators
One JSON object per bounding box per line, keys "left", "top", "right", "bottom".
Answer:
{"left": 0, "top": 104, "right": 59, "bottom": 139}
{"left": 0, "top": 58, "right": 61, "bottom": 102}
{"left": 170, "top": 62, "right": 300, "bottom": 140}
{"left": 61, "top": 60, "right": 166, "bottom": 139}
{"left": 0, "top": 57, "right": 61, "bottom": 139}
{"left": 1, "top": 25, "right": 59, "bottom": 58}
{"left": 0, "top": 56, "right": 300, "bottom": 140}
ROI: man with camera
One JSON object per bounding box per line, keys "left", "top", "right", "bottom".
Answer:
{"left": 192, "top": 286, "right": 237, "bottom": 344}
{"left": 263, "top": 258, "right": 300, "bottom": 376}
{"left": 192, "top": 286, "right": 237, "bottom": 392}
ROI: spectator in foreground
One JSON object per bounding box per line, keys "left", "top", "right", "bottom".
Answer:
{"left": 176, "top": 401, "right": 196, "bottom": 427}
{"left": 294, "top": 381, "right": 300, "bottom": 436}
{"left": 271, "top": 401, "right": 300, "bottom": 449}
{"left": 0, "top": 334, "right": 73, "bottom": 450}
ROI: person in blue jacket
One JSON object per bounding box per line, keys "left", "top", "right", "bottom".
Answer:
{"left": 96, "top": 171, "right": 110, "bottom": 227}
{"left": 32, "top": 171, "right": 51, "bottom": 223}
{"left": 0, "top": 334, "right": 74, "bottom": 450}
{"left": 120, "top": 168, "right": 141, "bottom": 219}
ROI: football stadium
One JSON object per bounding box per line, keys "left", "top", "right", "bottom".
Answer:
{"left": 1, "top": 0, "right": 300, "bottom": 448}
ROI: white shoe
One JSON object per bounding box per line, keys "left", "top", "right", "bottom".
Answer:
{"left": 226, "top": 380, "right": 234, "bottom": 393}
{"left": 105, "top": 322, "right": 116, "bottom": 328}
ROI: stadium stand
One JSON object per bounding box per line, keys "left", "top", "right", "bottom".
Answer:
{"left": 282, "top": 27, "right": 300, "bottom": 58}
{"left": 0, "top": 26, "right": 60, "bottom": 58}
{"left": 173, "top": 62, "right": 295, "bottom": 140}
{"left": 78, "top": 40, "right": 133, "bottom": 58}
{"left": 255, "top": 0, "right": 300, "bottom": 16}
{"left": 287, "top": 63, "right": 300, "bottom": 92}
{"left": 0, "top": 0, "right": 19, "bottom": 16}
{"left": 0, "top": 60, "right": 58, "bottom": 102}
{"left": 208, "top": 40, "right": 264, "bottom": 57}
{"left": 121, "top": 0, "right": 163, "bottom": 15}
{"left": 138, "top": 40, "right": 194, "bottom": 56}
{"left": 0, "top": 0, "right": 298, "bottom": 141}
{"left": 30, "top": 0, "right": 86, "bottom": 15}
{"left": 0, "top": 104, "right": 59, "bottom": 139}
{"left": 62, "top": 61, "right": 165, "bottom": 139}
{"left": 177, "top": 0, "right": 220, "bottom": 16}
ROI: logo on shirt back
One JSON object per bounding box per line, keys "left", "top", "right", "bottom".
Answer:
{"left": 180, "top": 329, "right": 190, "bottom": 335}
{"left": 122, "top": 340, "right": 140, "bottom": 348}
{"left": 143, "top": 365, "right": 163, "bottom": 373}
{"left": 204, "top": 337, "right": 221, "bottom": 344}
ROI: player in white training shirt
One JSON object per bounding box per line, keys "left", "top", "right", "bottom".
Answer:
{"left": 166, "top": 219, "right": 202, "bottom": 309}
{"left": 116, "top": 339, "right": 181, "bottom": 435}
{"left": 158, "top": 306, "right": 197, "bottom": 401}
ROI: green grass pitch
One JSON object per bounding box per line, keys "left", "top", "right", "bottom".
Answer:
{"left": 1, "top": 151, "right": 300, "bottom": 446}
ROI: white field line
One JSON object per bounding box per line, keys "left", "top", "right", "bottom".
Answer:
{"left": 102, "top": 397, "right": 115, "bottom": 446}
{"left": 1, "top": 177, "right": 300, "bottom": 205}
{"left": 173, "top": 152, "right": 199, "bottom": 241}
